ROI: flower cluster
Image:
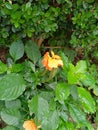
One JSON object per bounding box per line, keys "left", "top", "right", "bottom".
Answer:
{"left": 42, "top": 51, "right": 63, "bottom": 71}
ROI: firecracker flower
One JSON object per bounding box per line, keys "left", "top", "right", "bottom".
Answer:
{"left": 42, "top": 51, "right": 63, "bottom": 71}
{"left": 23, "top": 120, "right": 41, "bottom": 130}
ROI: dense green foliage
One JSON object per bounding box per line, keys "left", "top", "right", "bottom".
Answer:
{"left": 0, "top": 0, "right": 98, "bottom": 130}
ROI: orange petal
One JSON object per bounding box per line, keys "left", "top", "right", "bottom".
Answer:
{"left": 42, "top": 52, "right": 49, "bottom": 67}
{"left": 23, "top": 120, "right": 38, "bottom": 130}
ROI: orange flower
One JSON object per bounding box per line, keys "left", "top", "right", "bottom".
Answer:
{"left": 23, "top": 120, "right": 41, "bottom": 130}
{"left": 42, "top": 51, "right": 63, "bottom": 71}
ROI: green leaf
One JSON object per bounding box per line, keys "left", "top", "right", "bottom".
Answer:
{"left": 2, "top": 126, "right": 18, "bottom": 130}
{"left": 5, "top": 2, "right": 13, "bottom": 10}
{"left": 75, "top": 60, "right": 87, "bottom": 73}
{"left": 55, "top": 83, "right": 70, "bottom": 103}
{"left": 86, "top": 0, "right": 94, "bottom": 3}
{"left": 68, "top": 61, "right": 87, "bottom": 84}
{"left": 68, "top": 64, "right": 79, "bottom": 84}
{"left": 5, "top": 99, "right": 21, "bottom": 109}
{"left": 70, "top": 85, "right": 78, "bottom": 100}
{"left": 57, "top": 120, "right": 75, "bottom": 130}
{"left": 59, "top": 111, "right": 68, "bottom": 122}
{"left": 69, "top": 104, "right": 86, "bottom": 124}
{"left": 11, "top": 63, "right": 24, "bottom": 73}
{"left": 41, "top": 110, "right": 59, "bottom": 130}
{"left": 28, "top": 61, "right": 35, "bottom": 72}
{"left": 49, "top": 110, "right": 59, "bottom": 130}
{"left": 25, "top": 40, "right": 41, "bottom": 64}
{"left": 45, "top": 26, "right": 51, "bottom": 32}
{"left": 93, "top": 87, "right": 98, "bottom": 96}
{"left": 82, "top": 73, "right": 96, "bottom": 88}
{"left": 77, "top": 87, "right": 95, "bottom": 113}
{"left": 85, "top": 122, "right": 94, "bottom": 130}
{"left": 9, "top": 40, "right": 24, "bottom": 62}
{"left": 65, "top": 122, "right": 75, "bottom": 130}
{"left": 0, "top": 61, "right": 7, "bottom": 74}
{"left": 48, "top": 111, "right": 59, "bottom": 130}
{"left": 0, "top": 101, "right": 5, "bottom": 112}
{"left": 0, "top": 73, "right": 26, "bottom": 101}
{"left": 1, "top": 108, "right": 22, "bottom": 127}
{"left": 28, "top": 95, "right": 49, "bottom": 122}
{"left": 60, "top": 52, "right": 69, "bottom": 76}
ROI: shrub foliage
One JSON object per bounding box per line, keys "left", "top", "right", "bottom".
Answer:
{"left": 0, "top": 0, "right": 98, "bottom": 130}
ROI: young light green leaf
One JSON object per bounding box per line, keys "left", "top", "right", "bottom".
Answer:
{"left": 75, "top": 60, "right": 87, "bottom": 73}
{"left": 65, "top": 122, "right": 75, "bottom": 130}
{"left": 77, "top": 87, "right": 95, "bottom": 113}
{"left": 55, "top": 83, "right": 70, "bottom": 103}
{"left": 0, "top": 61, "right": 7, "bottom": 74}
{"left": 68, "top": 63, "right": 79, "bottom": 84}
{"left": 93, "top": 87, "right": 98, "bottom": 96}
{"left": 25, "top": 40, "right": 41, "bottom": 64}
{"left": 9, "top": 40, "right": 24, "bottom": 62}
{"left": 68, "top": 61, "right": 86, "bottom": 84}
{"left": 11, "top": 63, "right": 24, "bottom": 73}
{"left": 0, "top": 73, "right": 26, "bottom": 101}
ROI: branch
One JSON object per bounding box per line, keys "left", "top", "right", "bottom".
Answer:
{"left": 37, "top": 35, "right": 44, "bottom": 47}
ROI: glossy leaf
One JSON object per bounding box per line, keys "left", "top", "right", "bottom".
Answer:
{"left": 82, "top": 73, "right": 96, "bottom": 88}
{"left": 55, "top": 83, "right": 70, "bottom": 103}
{"left": 50, "top": 110, "right": 59, "bottom": 130}
{"left": 41, "top": 110, "right": 59, "bottom": 130}
{"left": 0, "top": 73, "right": 26, "bottom": 100}
{"left": 5, "top": 99, "right": 21, "bottom": 109}
{"left": 75, "top": 60, "right": 87, "bottom": 73}
{"left": 1, "top": 108, "right": 22, "bottom": 127}
{"left": 9, "top": 40, "right": 24, "bottom": 62}
{"left": 69, "top": 104, "right": 86, "bottom": 124}
{"left": 2, "top": 126, "right": 18, "bottom": 130}
{"left": 28, "top": 95, "right": 49, "bottom": 122}
{"left": 25, "top": 40, "right": 41, "bottom": 64}
{"left": 77, "top": 87, "right": 95, "bottom": 113}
